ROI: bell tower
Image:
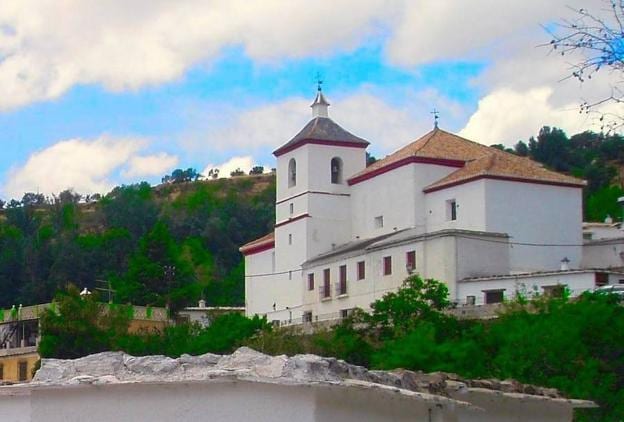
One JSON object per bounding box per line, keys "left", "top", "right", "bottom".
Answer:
{"left": 272, "top": 88, "right": 369, "bottom": 274}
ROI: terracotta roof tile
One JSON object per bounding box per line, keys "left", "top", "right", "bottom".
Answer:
{"left": 349, "top": 128, "right": 585, "bottom": 190}
{"left": 239, "top": 232, "right": 275, "bottom": 255}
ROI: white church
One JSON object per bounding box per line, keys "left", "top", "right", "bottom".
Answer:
{"left": 240, "top": 89, "right": 624, "bottom": 324}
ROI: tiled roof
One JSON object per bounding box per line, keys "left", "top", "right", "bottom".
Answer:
{"left": 348, "top": 128, "right": 585, "bottom": 190}
{"left": 424, "top": 149, "right": 585, "bottom": 192}
{"left": 273, "top": 117, "right": 369, "bottom": 156}
{"left": 239, "top": 232, "right": 275, "bottom": 255}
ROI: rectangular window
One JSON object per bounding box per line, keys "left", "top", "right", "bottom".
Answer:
{"left": 338, "top": 265, "right": 347, "bottom": 295}
{"left": 374, "top": 216, "right": 384, "bottom": 229}
{"left": 288, "top": 234, "right": 292, "bottom": 245}
{"left": 289, "top": 203, "right": 294, "bottom": 215}
{"left": 288, "top": 270, "right": 292, "bottom": 280}
{"left": 466, "top": 295, "right": 476, "bottom": 306}
{"left": 340, "top": 309, "right": 350, "bottom": 319}
{"left": 307, "top": 273, "right": 315, "bottom": 291}
{"left": 18, "top": 361, "right": 27, "bottom": 381}
{"left": 595, "top": 272, "right": 608, "bottom": 287}
{"left": 383, "top": 256, "right": 392, "bottom": 276}
{"left": 357, "top": 261, "right": 365, "bottom": 280}
{"left": 543, "top": 285, "right": 565, "bottom": 298}
{"left": 0, "top": 364, "right": 3, "bottom": 380}
{"left": 484, "top": 290, "right": 504, "bottom": 304}
{"left": 406, "top": 251, "right": 416, "bottom": 273}
{"left": 447, "top": 199, "right": 457, "bottom": 221}
{"left": 322, "top": 269, "right": 331, "bottom": 298}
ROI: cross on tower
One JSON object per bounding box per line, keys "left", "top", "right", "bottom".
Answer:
{"left": 430, "top": 109, "right": 440, "bottom": 129}
{"left": 315, "top": 72, "right": 323, "bottom": 92}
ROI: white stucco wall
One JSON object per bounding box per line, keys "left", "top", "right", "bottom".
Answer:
{"left": 299, "top": 231, "right": 510, "bottom": 319}
{"left": 0, "top": 381, "right": 462, "bottom": 422}
{"left": 425, "top": 179, "right": 488, "bottom": 233}
{"left": 0, "top": 378, "right": 585, "bottom": 422}
{"left": 350, "top": 163, "right": 456, "bottom": 240}
{"left": 483, "top": 180, "right": 583, "bottom": 272}
{"left": 457, "top": 270, "right": 624, "bottom": 305}
{"left": 582, "top": 239, "right": 624, "bottom": 268}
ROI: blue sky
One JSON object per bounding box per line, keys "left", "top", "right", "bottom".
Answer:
{"left": 0, "top": 0, "right": 611, "bottom": 199}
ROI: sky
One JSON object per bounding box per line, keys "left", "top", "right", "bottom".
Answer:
{"left": 0, "top": 0, "right": 620, "bottom": 199}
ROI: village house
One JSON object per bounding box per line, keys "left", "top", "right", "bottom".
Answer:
{"left": 0, "top": 303, "right": 168, "bottom": 383}
{"left": 241, "top": 89, "right": 624, "bottom": 325}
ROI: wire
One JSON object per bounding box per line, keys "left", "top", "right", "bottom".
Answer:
{"left": 244, "top": 235, "right": 623, "bottom": 278}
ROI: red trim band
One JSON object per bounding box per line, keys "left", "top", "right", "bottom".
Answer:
{"left": 423, "top": 174, "right": 585, "bottom": 193}
{"left": 275, "top": 213, "right": 310, "bottom": 228}
{"left": 348, "top": 156, "right": 465, "bottom": 186}
{"left": 241, "top": 241, "right": 275, "bottom": 256}
{"left": 274, "top": 139, "right": 368, "bottom": 157}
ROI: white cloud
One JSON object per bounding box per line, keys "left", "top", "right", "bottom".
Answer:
{"left": 2, "top": 136, "right": 177, "bottom": 198}
{"left": 202, "top": 156, "right": 255, "bottom": 178}
{"left": 0, "top": 0, "right": 394, "bottom": 110}
{"left": 122, "top": 153, "right": 179, "bottom": 178}
{"left": 182, "top": 88, "right": 466, "bottom": 161}
{"left": 459, "top": 87, "right": 617, "bottom": 146}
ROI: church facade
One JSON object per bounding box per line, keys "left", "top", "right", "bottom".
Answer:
{"left": 240, "top": 90, "right": 620, "bottom": 324}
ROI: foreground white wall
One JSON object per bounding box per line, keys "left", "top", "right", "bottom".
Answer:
{"left": 0, "top": 379, "right": 589, "bottom": 422}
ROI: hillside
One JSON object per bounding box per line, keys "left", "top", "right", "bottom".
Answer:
{"left": 0, "top": 174, "right": 275, "bottom": 309}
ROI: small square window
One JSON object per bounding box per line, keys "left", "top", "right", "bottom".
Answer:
{"left": 383, "top": 256, "right": 392, "bottom": 275}
{"left": 466, "top": 295, "right": 476, "bottom": 306}
{"left": 374, "top": 216, "right": 384, "bottom": 229}
{"left": 357, "top": 261, "right": 365, "bottom": 280}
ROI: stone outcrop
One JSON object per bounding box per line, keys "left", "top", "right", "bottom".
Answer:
{"left": 32, "top": 347, "right": 564, "bottom": 401}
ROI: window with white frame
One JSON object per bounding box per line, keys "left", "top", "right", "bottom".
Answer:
{"left": 374, "top": 215, "right": 384, "bottom": 229}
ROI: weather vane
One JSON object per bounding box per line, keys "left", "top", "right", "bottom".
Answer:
{"left": 315, "top": 72, "right": 323, "bottom": 92}
{"left": 431, "top": 109, "right": 440, "bottom": 129}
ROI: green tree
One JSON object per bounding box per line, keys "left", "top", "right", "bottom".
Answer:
{"left": 366, "top": 275, "right": 450, "bottom": 336}
{"left": 39, "top": 286, "right": 131, "bottom": 359}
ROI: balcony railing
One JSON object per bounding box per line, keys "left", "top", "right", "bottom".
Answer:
{"left": 319, "top": 283, "right": 331, "bottom": 300}
{"left": 335, "top": 280, "right": 347, "bottom": 296}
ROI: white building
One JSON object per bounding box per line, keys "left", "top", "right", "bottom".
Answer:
{"left": 241, "top": 90, "right": 623, "bottom": 324}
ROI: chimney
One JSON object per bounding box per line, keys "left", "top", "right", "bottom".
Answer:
{"left": 198, "top": 299, "right": 206, "bottom": 308}
{"left": 560, "top": 257, "right": 570, "bottom": 271}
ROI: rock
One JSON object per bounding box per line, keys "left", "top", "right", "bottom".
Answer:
{"left": 30, "top": 346, "right": 567, "bottom": 402}
{"left": 179, "top": 353, "right": 220, "bottom": 366}
{"left": 123, "top": 355, "right": 179, "bottom": 376}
